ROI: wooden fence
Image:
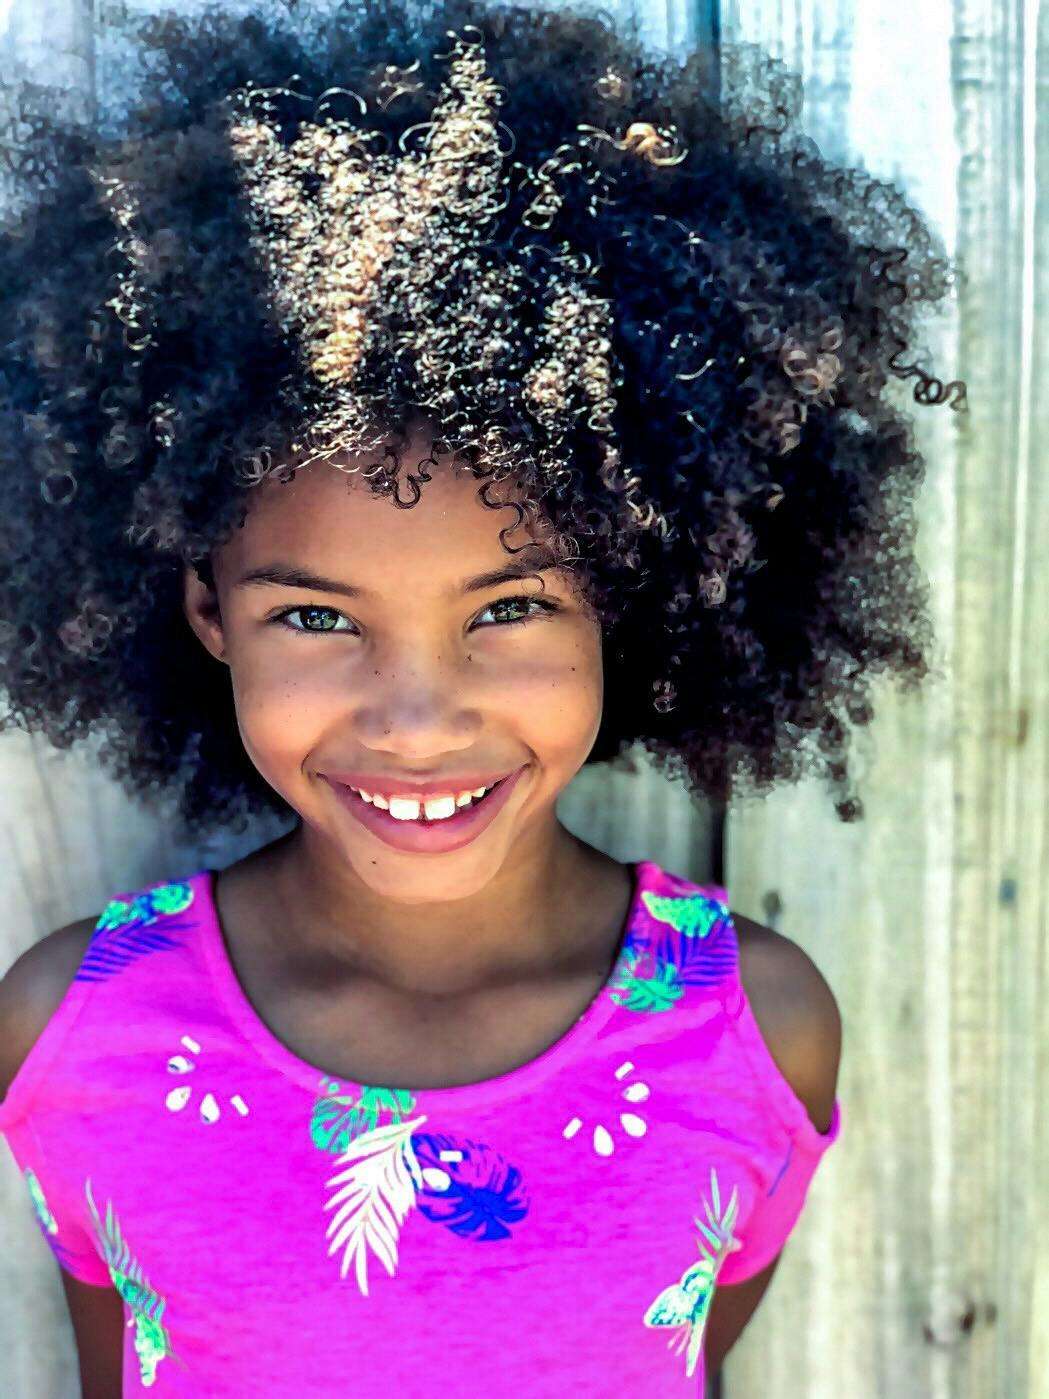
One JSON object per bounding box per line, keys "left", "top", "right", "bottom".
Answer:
{"left": 0, "top": 2, "right": 1044, "bottom": 1395}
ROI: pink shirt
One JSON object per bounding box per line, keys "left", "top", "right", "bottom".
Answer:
{"left": 1, "top": 859, "right": 841, "bottom": 1395}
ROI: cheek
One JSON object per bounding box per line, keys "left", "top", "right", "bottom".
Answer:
{"left": 230, "top": 636, "right": 350, "bottom": 707}
{"left": 505, "top": 634, "right": 600, "bottom": 696}
{"left": 226, "top": 649, "right": 332, "bottom": 770}
{"left": 227, "top": 624, "right": 603, "bottom": 755}
{"left": 494, "top": 627, "right": 603, "bottom": 733}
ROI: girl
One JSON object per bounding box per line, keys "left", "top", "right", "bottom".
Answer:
{"left": 0, "top": 1, "right": 963, "bottom": 1394}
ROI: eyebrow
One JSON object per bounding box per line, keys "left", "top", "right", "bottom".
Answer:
{"left": 233, "top": 553, "right": 564, "bottom": 599}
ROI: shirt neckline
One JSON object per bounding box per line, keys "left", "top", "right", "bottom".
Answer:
{"left": 193, "top": 858, "right": 658, "bottom": 1110}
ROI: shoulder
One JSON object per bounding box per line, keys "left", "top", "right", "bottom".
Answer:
{"left": 0, "top": 915, "right": 99, "bottom": 1103}
{"left": 730, "top": 909, "right": 843, "bottom": 1136}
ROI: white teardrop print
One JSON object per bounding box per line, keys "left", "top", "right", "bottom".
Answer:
{"left": 593, "top": 1124, "right": 615, "bottom": 1156}
{"left": 160, "top": 1035, "right": 249, "bottom": 1125}
{"left": 562, "top": 1060, "right": 652, "bottom": 1156}
{"left": 420, "top": 1167, "right": 452, "bottom": 1192}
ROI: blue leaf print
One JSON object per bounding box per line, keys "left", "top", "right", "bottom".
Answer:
{"left": 75, "top": 882, "right": 195, "bottom": 983}
{"left": 648, "top": 919, "right": 736, "bottom": 992}
{"left": 643, "top": 892, "right": 736, "bottom": 992}
{"left": 50, "top": 1239, "right": 87, "bottom": 1276}
{"left": 412, "top": 1133, "right": 530, "bottom": 1241}
{"left": 31, "top": 1228, "right": 89, "bottom": 1279}
{"left": 765, "top": 1141, "right": 794, "bottom": 1199}
{"left": 608, "top": 889, "right": 738, "bottom": 1012}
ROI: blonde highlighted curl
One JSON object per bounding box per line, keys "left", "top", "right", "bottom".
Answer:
{"left": 0, "top": 0, "right": 965, "bottom": 833}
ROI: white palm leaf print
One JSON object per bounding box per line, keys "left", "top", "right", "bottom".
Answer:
{"left": 323, "top": 1114, "right": 428, "bottom": 1295}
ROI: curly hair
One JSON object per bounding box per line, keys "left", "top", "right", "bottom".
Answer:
{"left": 0, "top": 0, "right": 965, "bottom": 837}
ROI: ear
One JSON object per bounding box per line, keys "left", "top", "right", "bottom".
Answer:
{"left": 181, "top": 559, "right": 228, "bottom": 665}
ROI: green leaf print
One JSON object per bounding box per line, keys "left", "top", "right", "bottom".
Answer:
{"left": 608, "top": 958, "right": 686, "bottom": 1012}
{"left": 96, "top": 898, "right": 137, "bottom": 931}
{"left": 640, "top": 891, "right": 727, "bottom": 940}
{"left": 24, "top": 1168, "right": 58, "bottom": 1235}
{"left": 85, "top": 1179, "right": 181, "bottom": 1388}
{"left": 606, "top": 892, "right": 729, "bottom": 1013}
{"left": 310, "top": 1083, "right": 418, "bottom": 1155}
{"left": 643, "top": 1166, "right": 743, "bottom": 1379}
{"left": 148, "top": 882, "right": 194, "bottom": 917}
{"left": 96, "top": 881, "right": 193, "bottom": 932}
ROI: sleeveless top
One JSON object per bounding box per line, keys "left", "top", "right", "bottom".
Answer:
{"left": 0, "top": 859, "right": 842, "bottom": 1396}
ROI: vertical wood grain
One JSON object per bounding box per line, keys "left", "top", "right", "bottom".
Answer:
{"left": 721, "top": 1, "right": 1046, "bottom": 1396}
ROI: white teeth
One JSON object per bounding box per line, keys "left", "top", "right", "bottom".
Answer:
{"left": 352, "top": 782, "right": 495, "bottom": 821}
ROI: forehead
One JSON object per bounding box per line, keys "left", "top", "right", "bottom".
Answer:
{"left": 215, "top": 433, "right": 549, "bottom": 580}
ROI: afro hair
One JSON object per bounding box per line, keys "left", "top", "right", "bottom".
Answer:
{"left": 0, "top": 0, "right": 966, "bottom": 836}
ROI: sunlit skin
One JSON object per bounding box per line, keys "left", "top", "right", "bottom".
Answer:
{"left": 181, "top": 425, "right": 630, "bottom": 1014}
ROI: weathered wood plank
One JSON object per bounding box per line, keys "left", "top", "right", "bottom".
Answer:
{"left": 721, "top": 1, "right": 1047, "bottom": 1395}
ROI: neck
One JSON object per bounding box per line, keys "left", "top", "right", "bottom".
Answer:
{"left": 260, "top": 818, "right": 606, "bottom": 1000}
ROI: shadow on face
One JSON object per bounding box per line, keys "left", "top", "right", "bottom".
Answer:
{"left": 181, "top": 423, "right": 606, "bottom": 901}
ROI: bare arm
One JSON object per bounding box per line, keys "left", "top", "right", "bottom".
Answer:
{"left": 703, "top": 912, "right": 843, "bottom": 1375}
{"left": 1, "top": 917, "right": 125, "bottom": 1396}
{"left": 59, "top": 1270, "right": 125, "bottom": 1399}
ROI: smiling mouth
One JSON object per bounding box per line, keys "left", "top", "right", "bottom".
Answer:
{"left": 323, "top": 766, "right": 527, "bottom": 854}
{"left": 349, "top": 777, "right": 507, "bottom": 823}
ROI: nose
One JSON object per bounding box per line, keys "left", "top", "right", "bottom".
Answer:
{"left": 351, "top": 649, "right": 480, "bottom": 758}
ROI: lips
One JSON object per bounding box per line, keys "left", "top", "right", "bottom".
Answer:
{"left": 321, "top": 772, "right": 513, "bottom": 801}
{"left": 322, "top": 765, "right": 527, "bottom": 855}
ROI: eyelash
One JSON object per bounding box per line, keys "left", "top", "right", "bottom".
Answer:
{"left": 268, "top": 594, "right": 560, "bottom": 638}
